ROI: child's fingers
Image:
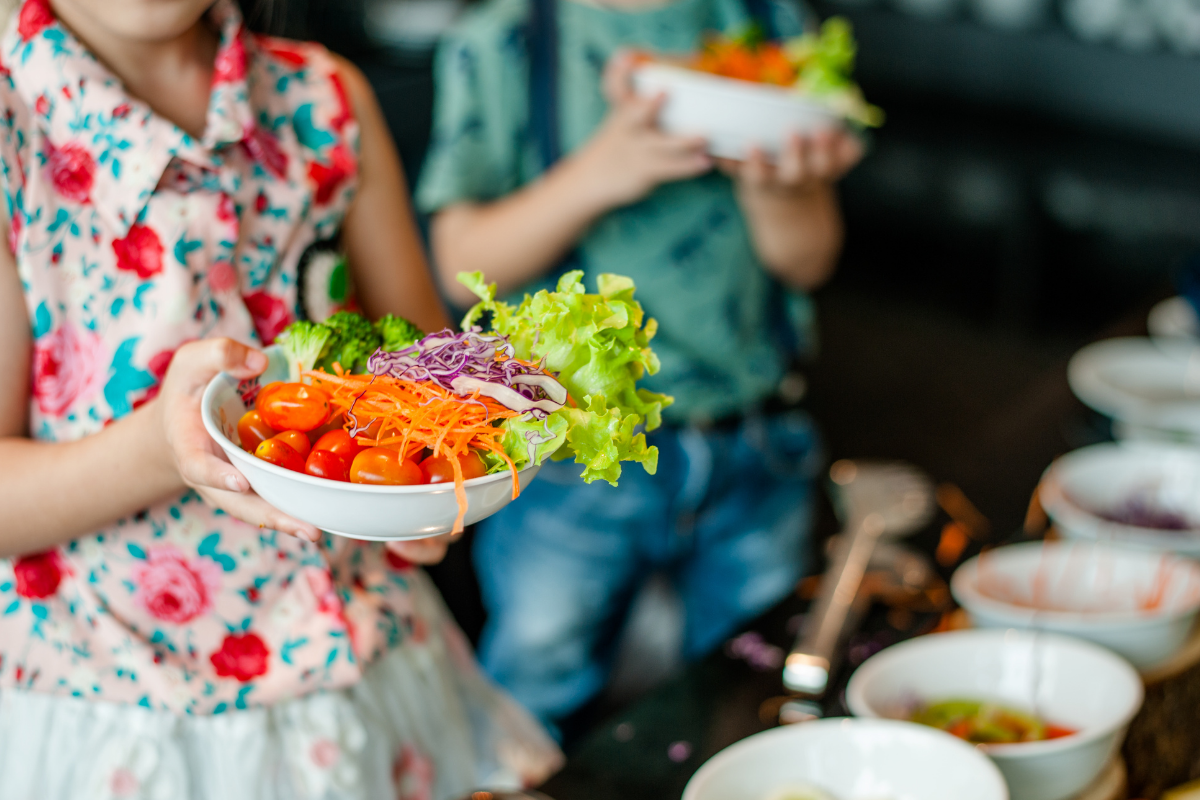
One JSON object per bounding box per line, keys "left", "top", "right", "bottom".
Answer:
{"left": 835, "top": 132, "right": 865, "bottom": 174}
{"left": 199, "top": 487, "right": 321, "bottom": 542}
{"left": 624, "top": 92, "right": 666, "bottom": 128}
{"left": 176, "top": 434, "right": 251, "bottom": 494}
{"left": 385, "top": 535, "right": 451, "bottom": 565}
{"left": 169, "top": 338, "right": 267, "bottom": 394}
{"left": 603, "top": 49, "right": 640, "bottom": 105}
{"left": 776, "top": 135, "right": 806, "bottom": 186}
{"left": 742, "top": 146, "right": 774, "bottom": 187}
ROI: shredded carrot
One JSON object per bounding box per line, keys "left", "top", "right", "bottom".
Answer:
{"left": 304, "top": 369, "right": 524, "bottom": 534}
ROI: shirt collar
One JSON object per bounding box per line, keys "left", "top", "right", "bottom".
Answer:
{"left": 2, "top": 0, "right": 254, "bottom": 236}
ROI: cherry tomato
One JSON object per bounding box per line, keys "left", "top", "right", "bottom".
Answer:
{"left": 271, "top": 430, "right": 311, "bottom": 460}
{"left": 420, "top": 451, "right": 487, "bottom": 484}
{"left": 307, "top": 414, "right": 345, "bottom": 444}
{"left": 349, "top": 447, "right": 422, "bottom": 486}
{"left": 255, "top": 437, "right": 305, "bottom": 472}
{"left": 254, "top": 382, "right": 282, "bottom": 413}
{"left": 257, "top": 382, "right": 332, "bottom": 432}
{"left": 305, "top": 449, "right": 351, "bottom": 482}
{"left": 313, "top": 429, "right": 366, "bottom": 461}
{"left": 236, "top": 410, "right": 276, "bottom": 452}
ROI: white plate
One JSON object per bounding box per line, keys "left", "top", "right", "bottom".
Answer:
{"left": 846, "top": 630, "right": 1143, "bottom": 800}
{"left": 951, "top": 540, "right": 1200, "bottom": 668}
{"left": 1067, "top": 336, "right": 1200, "bottom": 441}
{"left": 201, "top": 346, "right": 540, "bottom": 541}
{"left": 682, "top": 717, "right": 1007, "bottom": 800}
{"left": 1148, "top": 296, "right": 1199, "bottom": 340}
{"left": 632, "top": 63, "right": 840, "bottom": 160}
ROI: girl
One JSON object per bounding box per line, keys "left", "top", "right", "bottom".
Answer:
{"left": 0, "top": 0, "right": 561, "bottom": 797}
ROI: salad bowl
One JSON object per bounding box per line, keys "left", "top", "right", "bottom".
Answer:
{"left": 846, "top": 629, "right": 1143, "bottom": 800}
{"left": 951, "top": 540, "right": 1200, "bottom": 668}
{"left": 201, "top": 345, "right": 540, "bottom": 541}
{"left": 682, "top": 717, "right": 1007, "bottom": 800}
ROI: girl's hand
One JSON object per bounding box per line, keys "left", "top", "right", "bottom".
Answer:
{"left": 385, "top": 534, "right": 452, "bottom": 566}
{"left": 716, "top": 129, "right": 863, "bottom": 196}
{"left": 572, "top": 50, "right": 713, "bottom": 209}
{"left": 156, "top": 339, "right": 321, "bottom": 542}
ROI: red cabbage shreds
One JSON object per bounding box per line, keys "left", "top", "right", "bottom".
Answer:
{"left": 366, "top": 328, "right": 568, "bottom": 417}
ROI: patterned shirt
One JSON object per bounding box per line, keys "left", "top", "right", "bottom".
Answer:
{"left": 0, "top": 0, "right": 426, "bottom": 715}
{"left": 416, "top": 0, "right": 816, "bottom": 424}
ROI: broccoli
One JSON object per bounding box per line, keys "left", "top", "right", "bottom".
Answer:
{"left": 277, "top": 320, "right": 334, "bottom": 382}
{"left": 317, "top": 311, "right": 383, "bottom": 373}
{"left": 375, "top": 314, "right": 424, "bottom": 352}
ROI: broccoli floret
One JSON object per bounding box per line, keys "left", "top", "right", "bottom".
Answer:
{"left": 375, "top": 314, "right": 424, "bottom": 352}
{"left": 277, "top": 320, "right": 334, "bottom": 381}
{"left": 317, "top": 311, "right": 382, "bottom": 373}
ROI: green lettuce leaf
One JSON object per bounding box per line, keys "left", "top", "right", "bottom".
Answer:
{"left": 460, "top": 271, "right": 671, "bottom": 484}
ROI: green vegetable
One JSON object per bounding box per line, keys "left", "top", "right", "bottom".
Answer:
{"left": 911, "top": 699, "right": 1048, "bottom": 744}
{"left": 461, "top": 270, "right": 672, "bottom": 485}
{"left": 787, "top": 18, "right": 883, "bottom": 128}
{"left": 277, "top": 320, "right": 335, "bottom": 382}
{"left": 318, "top": 311, "right": 383, "bottom": 373}
{"left": 375, "top": 314, "right": 424, "bottom": 352}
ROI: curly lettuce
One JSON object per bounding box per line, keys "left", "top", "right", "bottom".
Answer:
{"left": 461, "top": 270, "right": 672, "bottom": 485}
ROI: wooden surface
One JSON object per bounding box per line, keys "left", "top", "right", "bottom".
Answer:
{"left": 1076, "top": 757, "right": 1127, "bottom": 800}
{"left": 1125, "top": 623, "right": 1200, "bottom": 799}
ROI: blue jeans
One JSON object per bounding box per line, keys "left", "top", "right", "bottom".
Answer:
{"left": 473, "top": 411, "right": 821, "bottom": 728}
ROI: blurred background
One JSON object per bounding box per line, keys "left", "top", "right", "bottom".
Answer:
{"left": 265, "top": 0, "right": 1200, "bottom": 729}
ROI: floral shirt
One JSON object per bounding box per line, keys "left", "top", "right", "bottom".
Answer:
{"left": 0, "top": 0, "right": 425, "bottom": 715}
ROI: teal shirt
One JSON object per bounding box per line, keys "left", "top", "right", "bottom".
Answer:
{"left": 416, "top": 0, "right": 816, "bottom": 423}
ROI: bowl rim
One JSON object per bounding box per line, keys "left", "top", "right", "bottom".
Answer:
{"left": 845, "top": 628, "right": 1145, "bottom": 758}
{"left": 950, "top": 540, "right": 1200, "bottom": 626}
{"left": 632, "top": 60, "right": 841, "bottom": 112}
{"left": 681, "top": 717, "right": 1008, "bottom": 800}
{"left": 1039, "top": 442, "right": 1200, "bottom": 542}
{"left": 1067, "top": 336, "right": 1200, "bottom": 427}
{"left": 201, "top": 363, "right": 538, "bottom": 495}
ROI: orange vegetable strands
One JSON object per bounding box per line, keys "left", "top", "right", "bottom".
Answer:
{"left": 693, "top": 40, "right": 797, "bottom": 86}
{"left": 305, "top": 370, "right": 523, "bottom": 534}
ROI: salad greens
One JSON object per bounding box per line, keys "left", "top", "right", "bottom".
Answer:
{"left": 461, "top": 270, "right": 672, "bottom": 485}
{"left": 278, "top": 312, "right": 425, "bottom": 380}
{"left": 787, "top": 18, "right": 882, "bottom": 128}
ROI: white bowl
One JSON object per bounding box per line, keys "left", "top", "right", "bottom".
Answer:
{"left": 633, "top": 63, "right": 839, "bottom": 160}
{"left": 201, "top": 346, "right": 540, "bottom": 541}
{"left": 682, "top": 717, "right": 1007, "bottom": 800}
{"left": 951, "top": 540, "right": 1200, "bottom": 668}
{"left": 1148, "top": 296, "right": 1199, "bottom": 340}
{"left": 846, "top": 629, "right": 1144, "bottom": 800}
{"left": 1040, "top": 442, "right": 1200, "bottom": 557}
{"left": 1067, "top": 336, "right": 1200, "bottom": 443}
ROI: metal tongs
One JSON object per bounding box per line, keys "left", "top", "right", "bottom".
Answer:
{"left": 782, "top": 460, "right": 936, "bottom": 698}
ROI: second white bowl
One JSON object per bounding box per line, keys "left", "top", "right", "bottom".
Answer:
{"left": 846, "top": 629, "right": 1144, "bottom": 800}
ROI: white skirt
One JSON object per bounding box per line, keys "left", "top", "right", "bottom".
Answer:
{"left": 0, "top": 571, "right": 562, "bottom": 800}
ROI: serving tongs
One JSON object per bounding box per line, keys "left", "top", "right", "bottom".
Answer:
{"left": 782, "top": 460, "right": 936, "bottom": 700}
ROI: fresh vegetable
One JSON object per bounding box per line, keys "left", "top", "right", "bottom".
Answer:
{"left": 460, "top": 270, "right": 670, "bottom": 485}
{"left": 320, "top": 311, "right": 383, "bottom": 373}
{"left": 421, "top": 452, "right": 487, "bottom": 485}
{"left": 276, "top": 321, "right": 334, "bottom": 382}
{"left": 305, "top": 449, "right": 351, "bottom": 482}
{"left": 910, "top": 699, "right": 1076, "bottom": 744}
{"left": 688, "top": 18, "right": 882, "bottom": 128}
{"left": 255, "top": 438, "right": 305, "bottom": 472}
{"left": 349, "top": 447, "right": 423, "bottom": 486}
{"left": 375, "top": 314, "right": 425, "bottom": 352}
{"left": 237, "top": 410, "right": 276, "bottom": 452}
{"left": 257, "top": 382, "right": 332, "bottom": 433}
{"left": 312, "top": 429, "right": 365, "bottom": 462}
{"left": 272, "top": 430, "right": 311, "bottom": 460}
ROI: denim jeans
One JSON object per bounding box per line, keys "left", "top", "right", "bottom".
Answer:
{"left": 473, "top": 410, "right": 821, "bottom": 728}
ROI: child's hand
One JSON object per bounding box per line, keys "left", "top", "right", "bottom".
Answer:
{"left": 156, "top": 339, "right": 322, "bottom": 542}
{"left": 716, "top": 129, "right": 863, "bottom": 195}
{"left": 573, "top": 51, "right": 713, "bottom": 209}
{"left": 385, "top": 535, "right": 452, "bottom": 566}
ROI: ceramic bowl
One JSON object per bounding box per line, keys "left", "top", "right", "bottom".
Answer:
{"left": 682, "top": 717, "right": 1007, "bottom": 800}
{"left": 1039, "top": 442, "right": 1200, "bottom": 557}
{"left": 201, "top": 345, "right": 540, "bottom": 541}
{"left": 846, "top": 629, "right": 1144, "bottom": 800}
{"left": 951, "top": 540, "right": 1200, "bottom": 668}
{"left": 632, "top": 63, "right": 840, "bottom": 160}
{"left": 1148, "top": 296, "right": 1199, "bottom": 340}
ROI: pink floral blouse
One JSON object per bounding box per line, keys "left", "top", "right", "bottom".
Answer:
{"left": 0, "top": 0, "right": 425, "bottom": 714}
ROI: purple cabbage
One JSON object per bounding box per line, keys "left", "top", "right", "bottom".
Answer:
{"left": 365, "top": 329, "right": 568, "bottom": 417}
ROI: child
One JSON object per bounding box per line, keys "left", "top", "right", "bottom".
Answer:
{"left": 0, "top": 0, "right": 560, "bottom": 796}
{"left": 417, "top": 0, "right": 863, "bottom": 729}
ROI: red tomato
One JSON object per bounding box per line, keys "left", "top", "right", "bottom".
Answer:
{"left": 349, "top": 447, "right": 422, "bottom": 486}
{"left": 420, "top": 451, "right": 487, "bottom": 484}
{"left": 236, "top": 410, "right": 276, "bottom": 452}
{"left": 255, "top": 437, "right": 305, "bottom": 472}
{"left": 254, "top": 382, "right": 282, "bottom": 413}
{"left": 313, "top": 429, "right": 366, "bottom": 461}
{"left": 272, "top": 430, "right": 311, "bottom": 460}
{"left": 307, "top": 414, "right": 345, "bottom": 444}
{"left": 305, "top": 449, "right": 350, "bottom": 482}
{"left": 257, "top": 382, "right": 332, "bottom": 432}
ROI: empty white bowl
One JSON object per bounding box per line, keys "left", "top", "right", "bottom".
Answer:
{"left": 201, "top": 346, "right": 540, "bottom": 541}
{"left": 846, "top": 629, "right": 1144, "bottom": 800}
{"left": 633, "top": 63, "right": 840, "bottom": 160}
{"left": 1040, "top": 442, "right": 1200, "bottom": 557}
{"left": 951, "top": 541, "right": 1200, "bottom": 668}
{"left": 682, "top": 717, "right": 1007, "bottom": 800}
